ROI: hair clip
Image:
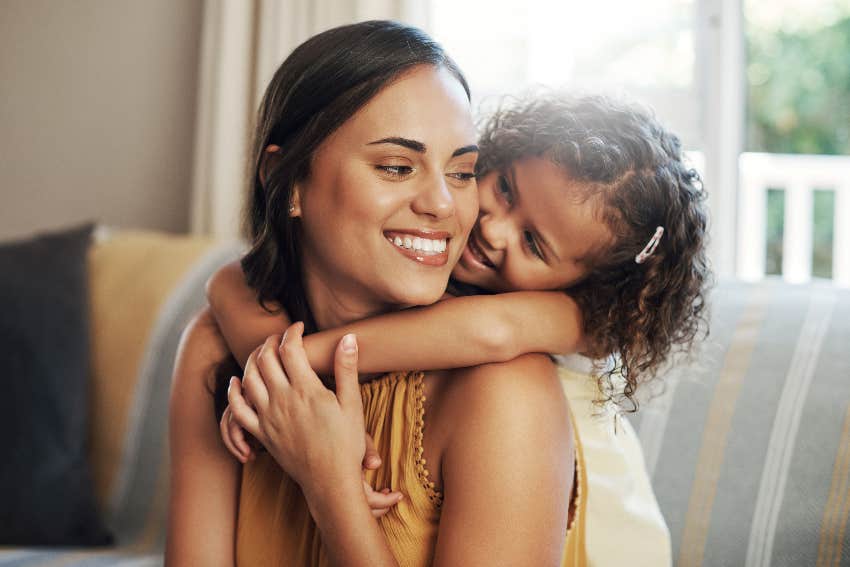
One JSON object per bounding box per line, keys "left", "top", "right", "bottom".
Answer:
{"left": 635, "top": 226, "right": 664, "bottom": 264}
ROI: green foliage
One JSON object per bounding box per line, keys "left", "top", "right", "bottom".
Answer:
{"left": 812, "top": 189, "right": 835, "bottom": 278}
{"left": 747, "top": 17, "right": 850, "bottom": 155}
{"left": 749, "top": 15, "right": 848, "bottom": 280}
{"left": 765, "top": 189, "right": 785, "bottom": 275}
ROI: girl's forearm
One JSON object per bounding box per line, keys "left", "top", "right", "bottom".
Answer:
{"left": 206, "top": 261, "right": 291, "bottom": 368}
{"left": 209, "top": 261, "right": 584, "bottom": 376}
{"left": 213, "top": 290, "right": 584, "bottom": 376}
{"left": 302, "top": 297, "right": 516, "bottom": 375}
{"left": 302, "top": 292, "right": 584, "bottom": 375}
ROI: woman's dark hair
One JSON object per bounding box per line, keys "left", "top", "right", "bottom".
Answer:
{"left": 211, "top": 20, "right": 469, "bottom": 420}
{"left": 477, "top": 92, "right": 712, "bottom": 412}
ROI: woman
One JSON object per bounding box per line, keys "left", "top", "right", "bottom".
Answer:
{"left": 166, "top": 20, "right": 580, "bottom": 566}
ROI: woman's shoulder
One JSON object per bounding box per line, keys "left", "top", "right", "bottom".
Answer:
{"left": 167, "top": 306, "right": 242, "bottom": 565}
{"left": 181, "top": 306, "right": 228, "bottom": 346}
{"left": 427, "top": 355, "right": 575, "bottom": 563}
{"left": 174, "top": 306, "right": 231, "bottom": 393}
{"left": 437, "top": 354, "right": 572, "bottom": 447}
{"left": 450, "top": 353, "right": 566, "bottom": 405}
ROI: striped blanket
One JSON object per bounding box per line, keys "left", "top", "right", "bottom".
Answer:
{"left": 631, "top": 280, "right": 850, "bottom": 567}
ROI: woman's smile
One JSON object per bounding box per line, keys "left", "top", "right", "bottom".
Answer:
{"left": 384, "top": 229, "right": 451, "bottom": 266}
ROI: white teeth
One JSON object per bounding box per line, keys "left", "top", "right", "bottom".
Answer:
{"left": 388, "top": 234, "right": 448, "bottom": 254}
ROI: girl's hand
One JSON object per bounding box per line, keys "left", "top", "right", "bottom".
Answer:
{"left": 220, "top": 400, "right": 403, "bottom": 517}
{"left": 227, "top": 323, "right": 381, "bottom": 507}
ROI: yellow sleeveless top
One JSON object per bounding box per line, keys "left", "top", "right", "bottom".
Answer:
{"left": 236, "top": 371, "right": 587, "bottom": 566}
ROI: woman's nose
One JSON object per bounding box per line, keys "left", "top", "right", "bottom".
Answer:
{"left": 411, "top": 175, "right": 455, "bottom": 220}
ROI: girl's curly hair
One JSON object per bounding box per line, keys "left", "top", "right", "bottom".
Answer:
{"left": 477, "top": 92, "right": 712, "bottom": 411}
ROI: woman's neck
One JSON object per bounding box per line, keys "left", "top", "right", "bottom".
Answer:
{"left": 302, "top": 268, "right": 394, "bottom": 331}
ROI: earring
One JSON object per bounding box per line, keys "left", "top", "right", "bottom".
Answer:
{"left": 289, "top": 204, "right": 296, "bottom": 214}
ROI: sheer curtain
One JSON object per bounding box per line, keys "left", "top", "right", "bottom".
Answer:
{"left": 189, "top": 0, "right": 426, "bottom": 239}
{"left": 428, "top": 0, "right": 745, "bottom": 278}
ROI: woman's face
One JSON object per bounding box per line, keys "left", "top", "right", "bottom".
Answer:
{"left": 295, "top": 65, "right": 479, "bottom": 325}
{"left": 452, "top": 156, "right": 613, "bottom": 292}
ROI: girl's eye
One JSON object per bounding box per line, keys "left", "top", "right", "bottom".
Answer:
{"left": 496, "top": 175, "right": 514, "bottom": 205}
{"left": 376, "top": 165, "right": 414, "bottom": 178}
{"left": 524, "top": 231, "right": 545, "bottom": 260}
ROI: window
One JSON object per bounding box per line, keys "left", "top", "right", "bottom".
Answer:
{"left": 429, "top": 0, "right": 850, "bottom": 286}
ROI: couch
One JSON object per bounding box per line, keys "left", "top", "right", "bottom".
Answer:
{"left": 0, "top": 229, "right": 243, "bottom": 566}
{"left": 0, "top": 229, "right": 846, "bottom": 566}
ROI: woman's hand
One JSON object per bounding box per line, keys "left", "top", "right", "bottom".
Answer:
{"left": 226, "top": 322, "right": 379, "bottom": 508}
{"left": 221, "top": 398, "right": 403, "bottom": 517}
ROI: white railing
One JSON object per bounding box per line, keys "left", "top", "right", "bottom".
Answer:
{"left": 737, "top": 152, "right": 850, "bottom": 287}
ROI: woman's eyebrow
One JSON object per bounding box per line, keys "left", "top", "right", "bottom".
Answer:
{"left": 452, "top": 145, "right": 479, "bottom": 157}
{"left": 367, "top": 137, "right": 426, "bottom": 152}
{"left": 367, "top": 138, "right": 479, "bottom": 158}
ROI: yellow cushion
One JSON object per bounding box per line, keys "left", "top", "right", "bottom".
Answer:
{"left": 87, "top": 230, "right": 215, "bottom": 509}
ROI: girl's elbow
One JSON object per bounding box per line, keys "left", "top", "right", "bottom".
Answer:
{"left": 479, "top": 321, "right": 523, "bottom": 363}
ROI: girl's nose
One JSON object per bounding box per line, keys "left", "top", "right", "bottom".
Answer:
{"left": 411, "top": 175, "right": 455, "bottom": 220}
{"left": 477, "top": 211, "right": 508, "bottom": 251}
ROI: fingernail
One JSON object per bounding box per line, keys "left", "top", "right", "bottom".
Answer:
{"left": 342, "top": 333, "right": 357, "bottom": 353}
{"left": 396, "top": 493, "right": 404, "bottom": 501}
{"left": 228, "top": 376, "right": 235, "bottom": 392}
{"left": 367, "top": 455, "right": 380, "bottom": 467}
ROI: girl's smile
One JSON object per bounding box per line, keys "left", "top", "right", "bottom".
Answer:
{"left": 453, "top": 156, "right": 614, "bottom": 292}
{"left": 459, "top": 226, "right": 496, "bottom": 271}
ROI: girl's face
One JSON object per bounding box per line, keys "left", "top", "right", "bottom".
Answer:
{"left": 296, "top": 65, "right": 479, "bottom": 327}
{"left": 452, "top": 156, "right": 613, "bottom": 292}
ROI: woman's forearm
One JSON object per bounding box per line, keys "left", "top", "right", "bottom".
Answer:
{"left": 305, "top": 479, "right": 400, "bottom": 567}
{"left": 233, "top": 325, "right": 399, "bottom": 566}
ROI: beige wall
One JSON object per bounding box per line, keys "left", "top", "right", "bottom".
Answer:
{"left": 0, "top": 0, "right": 203, "bottom": 242}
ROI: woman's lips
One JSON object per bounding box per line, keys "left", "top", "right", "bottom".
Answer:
{"left": 384, "top": 230, "right": 450, "bottom": 267}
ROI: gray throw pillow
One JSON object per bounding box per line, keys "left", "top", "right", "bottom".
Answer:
{"left": 0, "top": 223, "right": 113, "bottom": 546}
